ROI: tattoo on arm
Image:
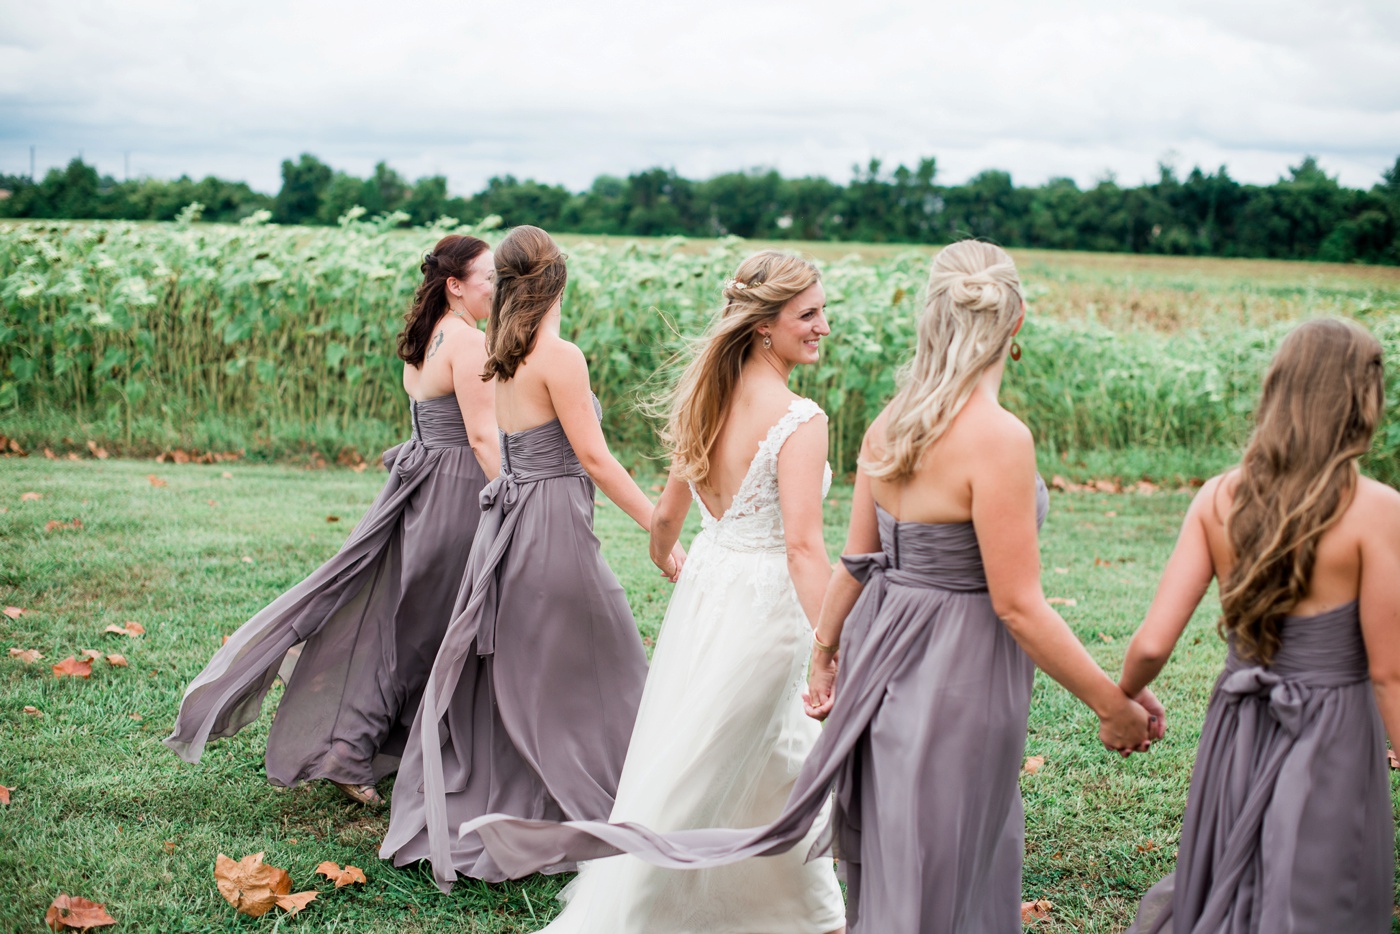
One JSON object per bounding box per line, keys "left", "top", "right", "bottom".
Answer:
{"left": 427, "top": 331, "right": 445, "bottom": 360}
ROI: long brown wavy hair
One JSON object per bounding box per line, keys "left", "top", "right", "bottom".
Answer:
{"left": 661, "top": 250, "right": 820, "bottom": 486}
{"left": 482, "top": 226, "right": 568, "bottom": 381}
{"left": 1220, "top": 318, "right": 1384, "bottom": 663}
{"left": 396, "top": 234, "right": 491, "bottom": 366}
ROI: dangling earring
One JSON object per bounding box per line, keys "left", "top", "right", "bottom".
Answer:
{"left": 762, "top": 334, "right": 772, "bottom": 349}
{"left": 1009, "top": 340, "right": 1022, "bottom": 362}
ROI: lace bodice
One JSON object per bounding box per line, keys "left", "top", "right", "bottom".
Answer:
{"left": 689, "top": 398, "right": 832, "bottom": 554}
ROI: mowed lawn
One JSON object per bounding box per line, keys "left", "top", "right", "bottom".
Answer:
{"left": 1, "top": 457, "right": 1396, "bottom": 932}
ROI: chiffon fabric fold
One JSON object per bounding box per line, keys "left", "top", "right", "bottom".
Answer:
{"left": 1128, "top": 601, "right": 1393, "bottom": 934}
{"left": 165, "top": 393, "right": 486, "bottom": 788}
{"left": 463, "top": 477, "right": 1050, "bottom": 934}
{"left": 380, "top": 397, "right": 649, "bottom": 890}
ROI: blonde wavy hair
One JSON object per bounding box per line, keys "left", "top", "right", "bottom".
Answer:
{"left": 1221, "top": 318, "right": 1384, "bottom": 664}
{"left": 865, "top": 240, "right": 1024, "bottom": 479}
{"left": 662, "top": 250, "right": 821, "bottom": 486}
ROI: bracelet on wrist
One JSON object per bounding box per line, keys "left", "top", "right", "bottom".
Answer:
{"left": 812, "top": 632, "right": 839, "bottom": 653}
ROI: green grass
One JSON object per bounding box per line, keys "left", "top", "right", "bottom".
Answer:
{"left": 1, "top": 457, "right": 1396, "bottom": 932}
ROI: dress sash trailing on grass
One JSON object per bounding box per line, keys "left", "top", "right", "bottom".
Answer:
{"left": 164, "top": 393, "right": 487, "bottom": 788}
{"left": 380, "top": 396, "right": 649, "bottom": 889}
{"left": 1128, "top": 601, "right": 1393, "bottom": 934}
{"left": 462, "top": 477, "right": 1049, "bottom": 934}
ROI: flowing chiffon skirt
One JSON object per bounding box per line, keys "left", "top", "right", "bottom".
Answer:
{"left": 380, "top": 402, "right": 649, "bottom": 889}
{"left": 165, "top": 394, "right": 487, "bottom": 787}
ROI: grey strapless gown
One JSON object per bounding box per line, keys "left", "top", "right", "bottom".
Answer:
{"left": 379, "top": 398, "right": 649, "bottom": 890}
{"left": 165, "top": 394, "right": 488, "bottom": 787}
{"left": 461, "top": 478, "right": 1051, "bottom": 934}
{"left": 1128, "top": 600, "right": 1393, "bottom": 933}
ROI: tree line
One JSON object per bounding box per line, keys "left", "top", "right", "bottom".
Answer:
{"left": 3, "top": 151, "right": 1399, "bottom": 264}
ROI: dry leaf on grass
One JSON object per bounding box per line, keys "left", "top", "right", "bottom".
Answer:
{"left": 52, "top": 656, "right": 93, "bottom": 679}
{"left": 0, "top": 785, "right": 12, "bottom": 805}
{"left": 3, "top": 605, "right": 24, "bottom": 618}
{"left": 44, "top": 518, "right": 83, "bottom": 532}
{"left": 215, "top": 852, "right": 292, "bottom": 917}
{"left": 325, "top": 515, "right": 340, "bottom": 523}
{"left": 45, "top": 894, "right": 116, "bottom": 932}
{"left": 221, "top": 471, "right": 233, "bottom": 479}
{"left": 1022, "top": 755, "right": 1046, "bottom": 775}
{"left": 103, "top": 621, "right": 145, "bottom": 637}
{"left": 105, "top": 655, "right": 128, "bottom": 668}
{"left": 1098, "top": 632, "right": 1114, "bottom": 643}
{"left": 86, "top": 441, "right": 108, "bottom": 459}
{"left": 1047, "top": 597, "right": 1078, "bottom": 607}
{"left": 276, "top": 891, "right": 318, "bottom": 916}
{"left": 1021, "top": 898, "right": 1053, "bottom": 923}
{"left": 1136, "top": 840, "right": 1159, "bottom": 852}
{"left": 24, "top": 706, "right": 42, "bottom": 717}
{"left": 78, "top": 649, "right": 103, "bottom": 661}
{"left": 20, "top": 491, "right": 42, "bottom": 501}
{"left": 147, "top": 474, "right": 167, "bottom": 488}
{"left": 315, "top": 861, "right": 367, "bottom": 887}
{"left": 1388, "top": 748, "right": 1399, "bottom": 770}
{"left": 10, "top": 648, "right": 44, "bottom": 663}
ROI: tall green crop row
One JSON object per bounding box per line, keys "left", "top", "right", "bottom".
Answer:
{"left": 2, "top": 218, "right": 1397, "bottom": 482}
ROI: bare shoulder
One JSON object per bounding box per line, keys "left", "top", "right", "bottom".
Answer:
{"left": 1350, "top": 476, "right": 1400, "bottom": 526}
{"left": 534, "top": 333, "right": 587, "bottom": 369}
{"left": 956, "top": 397, "right": 1032, "bottom": 461}
{"left": 1185, "top": 471, "right": 1234, "bottom": 533}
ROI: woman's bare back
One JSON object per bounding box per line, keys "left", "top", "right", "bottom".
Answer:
{"left": 695, "top": 382, "right": 801, "bottom": 518}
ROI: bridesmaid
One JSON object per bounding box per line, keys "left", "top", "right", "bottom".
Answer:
{"left": 1122, "top": 318, "right": 1396, "bottom": 932}
{"left": 379, "top": 225, "right": 670, "bottom": 889}
{"left": 459, "top": 239, "right": 1152, "bottom": 933}
{"left": 166, "top": 234, "right": 500, "bottom": 807}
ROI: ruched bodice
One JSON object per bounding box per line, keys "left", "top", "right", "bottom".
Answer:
{"left": 411, "top": 393, "right": 472, "bottom": 448}
{"left": 496, "top": 395, "right": 598, "bottom": 483}
{"left": 1222, "top": 600, "right": 1367, "bottom": 688}
{"left": 871, "top": 475, "right": 1049, "bottom": 592}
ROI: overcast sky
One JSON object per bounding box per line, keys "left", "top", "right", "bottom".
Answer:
{"left": 2, "top": 0, "right": 1397, "bottom": 196}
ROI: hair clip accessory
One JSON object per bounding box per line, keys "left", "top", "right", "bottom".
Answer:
{"left": 726, "top": 278, "right": 749, "bottom": 291}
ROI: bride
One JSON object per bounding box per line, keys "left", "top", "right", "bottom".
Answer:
{"left": 464, "top": 250, "right": 845, "bottom": 932}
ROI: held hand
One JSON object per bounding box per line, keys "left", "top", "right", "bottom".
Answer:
{"left": 1099, "top": 694, "right": 1152, "bottom": 757}
{"left": 656, "top": 542, "right": 686, "bottom": 583}
{"left": 1134, "top": 687, "right": 1167, "bottom": 741}
{"left": 803, "top": 646, "right": 839, "bottom": 721}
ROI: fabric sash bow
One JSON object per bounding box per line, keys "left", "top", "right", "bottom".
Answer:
{"left": 1218, "top": 666, "right": 1309, "bottom": 736}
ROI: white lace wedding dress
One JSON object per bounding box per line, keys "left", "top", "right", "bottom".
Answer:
{"left": 538, "top": 398, "right": 845, "bottom": 933}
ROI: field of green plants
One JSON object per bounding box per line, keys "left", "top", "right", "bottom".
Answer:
{"left": 3, "top": 213, "right": 1400, "bottom": 482}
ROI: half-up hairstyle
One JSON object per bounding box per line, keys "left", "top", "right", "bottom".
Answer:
{"left": 865, "top": 240, "right": 1024, "bottom": 479}
{"left": 483, "top": 226, "right": 568, "bottom": 381}
{"left": 1220, "top": 318, "right": 1384, "bottom": 664}
{"left": 662, "top": 250, "right": 821, "bottom": 486}
{"left": 396, "top": 234, "right": 491, "bottom": 366}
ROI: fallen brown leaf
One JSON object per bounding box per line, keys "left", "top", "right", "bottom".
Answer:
{"left": 147, "top": 474, "right": 167, "bottom": 488}
{"left": 1093, "top": 480, "right": 1119, "bottom": 494}
{"left": 1052, "top": 567, "right": 1068, "bottom": 575}
{"left": 0, "top": 785, "right": 11, "bottom": 805}
{"left": 163, "top": 840, "right": 176, "bottom": 853}
{"left": 276, "top": 891, "right": 318, "bottom": 916}
{"left": 52, "top": 656, "right": 93, "bottom": 679}
{"left": 1021, "top": 898, "right": 1053, "bottom": 923}
{"left": 221, "top": 471, "right": 233, "bottom": 479}
{"left": 1098, "top": 632, "right": 1114, "bottom": 643}
{"left": 78, "top": 649, "right": 103, "bottom": 661}
{"left": 23, "top": 706, "right": 42, "bottom": 717}
{"left": 215, "top": 852, "right": 292, "bottom": 918}
{"left": 1047, "top": 597, "right": 1078, "bottom": 607}
{"left": 1104, "top": 510, "right": 1118, "bottom": 518}
{"left": 1388, "top": 748, "right": 1399, "bottom": 770}
{"left": 44, "top": 894, "right": 116, "bottom": 932}
{"left": 129, "top": 712, "right": 142, "bottom": 720}
{"left": 325, "top": 515, "right": 340, "bottom": 523}
{"left": 86, "top": 441, "right": 108, "bottom": 459}
{"left": 20, "top": 491, "right": 42, "bottom": 501}
{"left": 43, "top": 448, "right": 56, "bottom": 459}
{"left": 10, "top": 648, "right": 44, "bottom": 664}
{"left": 1022, "top": 755, "right": 1046, "bottom": 775}
{"left": 3, "top": 605, "right": 24, "bottom": 619}
{"left": 103, "top": 621, "right": 145, "bottom": 637}
{"left": 221, "top": 635, "right": 230, "bottom": 645}
{"left": 241, "top": 556, "right": 254, "bottom": 564}
{"left": 1136, "top": 840, "right": 1159, "bottom": 852}
{"left": 44, "top": 518, "right": 82, "bottom": 532}
{"left": 105, "top": 654, "right": 128, "bottom": 668}
{"left": 315, "top": 861, "right": 367, "bottom": 888}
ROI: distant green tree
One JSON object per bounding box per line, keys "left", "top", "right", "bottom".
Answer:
{"left": 273, "top": 153, "right": 333, "bottom": 224}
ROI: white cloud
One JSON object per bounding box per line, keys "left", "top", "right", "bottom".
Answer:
{"left": 1, "top": 0, "right": 1396, "bottom": 193}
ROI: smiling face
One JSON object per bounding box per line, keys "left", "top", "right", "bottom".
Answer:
{"left": 448, "top": 249, "right": 495, "bottom": 323}
{"left": 757, "top": 281, "right": 829, "bottom": 366}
